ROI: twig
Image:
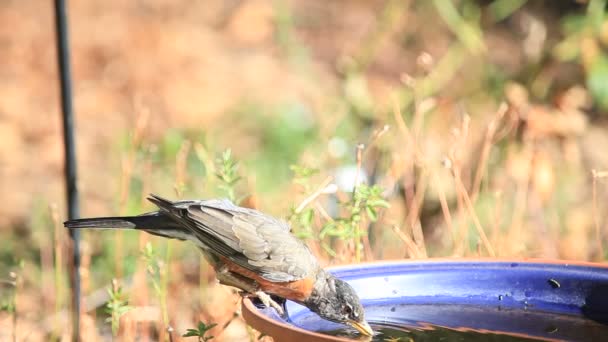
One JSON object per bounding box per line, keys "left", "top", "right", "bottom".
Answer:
{"left": 314, "top": 202, "right": 334, "bottom": 222}
{"left": 295, "top": 176, "right": 334, "bottom": 214}
{"left": 392, "top": 226, "right": 423, "bottom": 258}
{"left": 7, "top": 272, "right": 18, "bottom": 342}
{"left": 362, "top": 234, "right": 375, "bottom": 261}
{"left": 175, "top": 140, "right": 192, "bottom": 197}
{"left": 454, "top": 175, "right": 496, "bottom": 256}
{"left": 405, "top": 171, "right": 429, "bottom": 258}
{"left": 406, "top": 169, "right": 428, "bottom": 229}
{"left": 411, "top": 221, "right": 428, "bottom": 258}
{"left": 471, "top": 103, "right": 508, "bottom": 202}
{"left": 431, "top": 169, "right": 456, "bottom": 246}
{"left": 491, "top": 191, "right": 503, "bottom": 256}
{"left": 132, "top": 100, "right": 150, "bottom": 147}
{"left": 352, "top": 144, "right": 365, "bottom": 196}
{"left": 167, "top": 326, "right": 174, "bottom": 342}
{"left": 350, "top": 143, "right": 367, "bottom": 263}
{"left": 592, "top": 169, "right": 606, "bottom": 260}
{"left": 452, "top": 167, "right": 467, "bottom": 256}
{"left": 50, "top": 203, "right": 66, "bottom": 337}
{"left": 392, "top": 96, "right": 420, "bottom": 225}
{"left": 449, "top": 112, "right": 471, "bottom": 255}
{"left": 362, "top": 125, "right": 390, "bottom": 159}
{"left": 508, "top": 138, "right": 533, "bottom": 255}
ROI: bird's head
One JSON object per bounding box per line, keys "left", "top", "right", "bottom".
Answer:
{"left": 305, "top": 271, "right": 373, "bottom": 336}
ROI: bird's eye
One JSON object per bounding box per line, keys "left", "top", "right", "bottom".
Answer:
{"left": 343, "top": 304, "right": 353, "bottom": 315}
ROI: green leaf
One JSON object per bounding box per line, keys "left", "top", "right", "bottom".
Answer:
{"left": 365, "top": 206, "right": 378, "bottom": 222}
{"left": 587, "top": 53, "right": 608, "bottom": 110}
{"left": 300, "top": 208, "right": 314, "bottom": 227}
{"left": 290, "top": 164, "right": 319, "bottom": 178}
{"left": 294, "top": 229, "right": 313, "bottom": 239}
{"left": 587, "top": 0, "right": 607, "bottom": 32}
{"left": 183, "top": 322, "right": 217, "bottom": 340}
{"left": 488, "top": 0, "right": 526, "bottom": 22}
{"left": 183, "top": 330, "right": 200, "bottom": 337}
{"left": 368, "top": 199, "right": 390, "bottom": 208}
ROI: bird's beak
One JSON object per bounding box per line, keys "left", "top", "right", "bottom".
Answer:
{"left": 348, "top": 319, "right": 374, "bottom": 336}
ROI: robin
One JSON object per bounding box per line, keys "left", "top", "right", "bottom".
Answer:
{"left": 64, "top": 194, "right": 373, "bottom": 336}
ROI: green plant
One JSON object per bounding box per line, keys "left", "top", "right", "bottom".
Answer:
{"left": 105, "top": 279, "right": 132, "bottom": 336}
{"left": 0, "top": 271, "right": 18, "bottom": 314}
{"left": 183, "top": 321, "right": 217, "bottom": 342}
{"left": 553, "top": 0, "right": 608, "bottom": 109}
{"left": 1, "top": 262, "right": 22, "bottom": 342}
{"left": 288, "top": 164, "right": 320, "bottom": 239}
{"left": 215, "top": 149, "right": 242, "bottom": 202}
{"left": 290, "top": 205, "right": 316, "bottom": 239}
{"left": 321, "top": 184, "right": 390, "bottom": 261}
{"left": 290, "top": 164, "right": 320, "bottom": 193}
{"left": 433, "top": 0, "right": 485, "bottom": 55}
{"left": 141, "top": 242, "right": 170, "bottom": 330}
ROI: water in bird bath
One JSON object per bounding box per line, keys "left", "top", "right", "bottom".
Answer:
{"left": 244, "top": 261, "right": 608, "bottom": 341}
{"left": 290, "top": 303, "right": 608, "bottom": 341}
{"left": 325, "top": 325, "right": 542, "bottom": 341}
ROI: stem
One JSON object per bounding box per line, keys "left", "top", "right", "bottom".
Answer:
{"left": 354, "top": 223, "right": 361, "bottom": 263}
{"left": 51, "top": 204, "right": 64, "bottom": 338}
{"left": 295, "top": 176, "right": 334, "bottom": 213}
{"left": 161, "top": 240, "right": 172, "bottom": 330}
{"left": 199, "top": 256, "right": 207, "bottom": 310}
{"left": 471, "top": 103, "right": 508, "bottom": 202}
{"left": 455, "top": 175, "right": 496, "bottom": 256}
{"left": 10, "top": 272, "right": 17, "bottom": 342}
{"left": 352, "top": 144, "right": 365, "bottom": 196}
{"left": 592, "top": 170, "right": 605, "bottom": 259}
{"left": 167, "top": 326, "right": 174, "bottom": 342}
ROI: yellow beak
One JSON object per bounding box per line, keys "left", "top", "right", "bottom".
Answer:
{"left": 348, "top": 319, "right": 374, "bottom": 336}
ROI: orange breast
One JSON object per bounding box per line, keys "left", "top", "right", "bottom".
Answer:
{"left": 219, "top": 256, "right": 314, "bottom": 302}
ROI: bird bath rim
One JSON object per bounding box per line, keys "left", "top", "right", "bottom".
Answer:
{"left": 241, "top": 258, "right": 608, "bottom": 342}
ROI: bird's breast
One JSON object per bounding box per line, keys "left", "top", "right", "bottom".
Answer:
{"left": 218, "top": 256, "right": 315, "bottom": 302}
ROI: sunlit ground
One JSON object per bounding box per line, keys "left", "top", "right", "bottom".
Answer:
{"left": 1, "top": 1, "right": 607, "bottom": 341}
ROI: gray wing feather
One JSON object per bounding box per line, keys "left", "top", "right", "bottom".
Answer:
{"left": 180, "top": 199, "right": 318, "bottom": 282}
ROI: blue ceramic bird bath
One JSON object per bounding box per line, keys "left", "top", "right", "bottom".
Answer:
{"left": 242, "top": 259, "right": 608, "bottom": 341}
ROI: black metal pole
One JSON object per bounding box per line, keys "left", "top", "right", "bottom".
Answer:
{"left": 53, "top": 0, "right": 81, "bottom": 340}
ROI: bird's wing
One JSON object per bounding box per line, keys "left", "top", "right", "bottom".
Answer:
{"left": 177, "top": 199, "right": 319, "bottom": 282}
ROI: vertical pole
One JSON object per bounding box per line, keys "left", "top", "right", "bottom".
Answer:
{"left": 53, "top": 0, "right": 81, "bottom": 340}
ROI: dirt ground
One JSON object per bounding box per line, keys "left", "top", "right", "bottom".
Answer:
{"left": 1, "top": 1, "right": 607, "bottom": 341}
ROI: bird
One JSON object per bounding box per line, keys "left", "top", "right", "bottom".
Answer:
{"left": 64, "top": 194, "right": 373, "bottom": 336}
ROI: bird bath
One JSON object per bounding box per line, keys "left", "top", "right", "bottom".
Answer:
{"left": 242, "top": 259, "right": 608, "bottom": 341}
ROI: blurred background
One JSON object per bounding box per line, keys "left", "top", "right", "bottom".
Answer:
{"left": 1, "top": 0, "right": 607, "bottom": 340}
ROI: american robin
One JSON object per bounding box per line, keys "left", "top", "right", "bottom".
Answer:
{"left": 64, "top": 194, "right": 373, "bottom": 336}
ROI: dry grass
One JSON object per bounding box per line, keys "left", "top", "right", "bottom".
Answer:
{"left": 1, "top": 1, "right": 607, "bottom": 341}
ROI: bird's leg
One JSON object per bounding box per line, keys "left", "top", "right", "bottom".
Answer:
{"left": 254, "top": 291, "right": 285, "bottom": 317}
{"left": 215, "top": 265, "right": 258, "bottom": 292}
{"left": 215, "top": 266, "right": 285, "bottom": 316}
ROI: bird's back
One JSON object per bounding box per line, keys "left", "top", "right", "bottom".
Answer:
{"left": 149, "top": 195, "right": 320, "bottom": 283}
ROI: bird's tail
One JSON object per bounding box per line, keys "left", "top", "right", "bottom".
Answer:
{"left": 64, "top": 212, "right": 188, "bottom": 241}
{"left": 65, "top": 216, "right": 142, "bottom": 229}
{"left": 146, "top": 194, "right": 183, "bottom": 215}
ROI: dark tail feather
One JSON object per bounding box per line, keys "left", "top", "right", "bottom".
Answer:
{"left": 147, "top": 194, "right": 177, "bottom": 212}
{"left": 64, "top": 212, "right": 189, "bottom": 241}
{"left": 64, "top": 216, "right": 141, "bottom": 229}
{"left": 64, "top": 212, "right": 174, "bottom": 229}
